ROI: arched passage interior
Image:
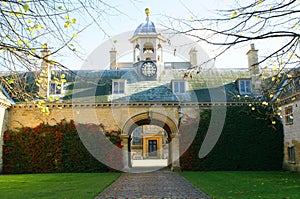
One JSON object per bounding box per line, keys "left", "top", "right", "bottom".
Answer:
{"left": 122, "top": 111, "right": 179, "bottom": 169}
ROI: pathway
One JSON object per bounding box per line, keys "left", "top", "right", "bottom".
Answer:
{"left": 95, "top": 167, "right": 211, "bottom": 199}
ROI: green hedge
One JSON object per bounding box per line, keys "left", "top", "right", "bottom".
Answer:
{"left": 180, "top": 106, "right": 284, "bottom": 171}
{"left": 2, "top": 120, "right": 123, "bottom": 174}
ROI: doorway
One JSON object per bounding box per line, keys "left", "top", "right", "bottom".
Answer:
{"left": 148, "top": 140, "right": 157, "bottom": 157}
{"left": 130, "top": 125, "right": 168, "bottom": 167}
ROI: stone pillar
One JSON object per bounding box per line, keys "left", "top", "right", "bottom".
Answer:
{"left": 158, "top": 136, "right": 162, "bottom": 159}
{"left": 0, "top": 108, "right": 6, "bottom": 174}
{"left": 168, "top": 137, "right": 172, "bottom": 166}
{"left": 170, "top": 134, "right": 181, "bottom": 171}
{"left": 133, "top": 47, "right": 136, "bottom": 63}
{"left": 121, "top": 134, "right": 130, "bottom": 171}
{"left": 0, "top": 93, "right": 12, "bottom": 173}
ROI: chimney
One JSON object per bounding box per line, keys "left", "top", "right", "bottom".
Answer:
{"left": 110, "top": 48, "right": 117, "bottom": 70}
{"left": 38, "top": 45, "right": 51, "bottom": 98}
{"left": 189, "top": 47, "right": 198, "bottom": 68}
{"left": 41, "top": 44, "right": 51, "bottom": 70}
{"left": 246, "top": 44, "right": 261, "bottom": 95}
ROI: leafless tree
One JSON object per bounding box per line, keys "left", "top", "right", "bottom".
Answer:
{"left": 167, "top": 0, "right": 299, "bottom": 67}
{"left": 163, "top": 0, "right": 300, "bottom": 122}
{"left": 0, "top": 0, "right": 126, "bottom": 100}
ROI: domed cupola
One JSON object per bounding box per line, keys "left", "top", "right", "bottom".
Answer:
{"left": 130, "top": 8, "right": 167, "bottom": 64}
{"left": 133, "top": 8, "right": 157, "bottom": 36}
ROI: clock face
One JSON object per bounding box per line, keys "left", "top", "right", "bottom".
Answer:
{"left": 141, "top": 61, "right": 157, "bottom": 77}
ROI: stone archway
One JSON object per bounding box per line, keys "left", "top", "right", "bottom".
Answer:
{"left": 121, "top": 111, "right": 180, "bottom": 171}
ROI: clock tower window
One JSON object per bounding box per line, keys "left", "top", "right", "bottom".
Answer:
{"left": 143, "top": 42, "right": 155, "bottom": 61}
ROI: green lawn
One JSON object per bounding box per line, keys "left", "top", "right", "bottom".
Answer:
{"left": 182, "top": 171, "right": 300, "bottom": 199}
{"left": 0, "top": 173, "right": 120, "bottom": 199}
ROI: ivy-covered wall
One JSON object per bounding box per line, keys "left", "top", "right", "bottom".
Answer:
{"left": 180, "top": 106, "right": 284, "bottom": 171}
{"left": 2, "top": 106, "right": 284, "bottom": 173}
{"left": 2, "top": 120, "right": 122, "bottom": 174}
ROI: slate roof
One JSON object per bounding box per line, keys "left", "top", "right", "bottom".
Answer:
{"left": 0, "top": 66, "right": 253, "bottom": 104}
{"left": 264, "top": 67, "right": 300, "bottom": 102}
{"left": 63, "top": 68, "right": 249, "bottom": 103}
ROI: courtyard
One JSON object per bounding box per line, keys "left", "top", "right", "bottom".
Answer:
{"left": 0, "top": 170, "right": 299, "bottom": 199}
{"left": 0, "top": 1, "right": 300, "bottom": 199}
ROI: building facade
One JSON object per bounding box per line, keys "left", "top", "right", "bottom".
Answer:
{"left": 281, "top": 82, "right": 300, "bottom": 172}
{"left": 0, "top": 9, "right": 298, "bottom": 172}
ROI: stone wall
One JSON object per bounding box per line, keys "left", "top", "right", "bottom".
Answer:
{"left": 283, "top": 141, "right": 300, "bottom": 172}
{"left": 0, "top": 92, "right": 12, "bottom": 173}
{"left": 282, "top": 99, "right": 300, "bottom": 172}
{"left": 7, "top": 102, "right": 198, "bottom": 171}
{"left": 0, "top": 109, "right": 9, "bottom": 173}
{"left": 7, "top": 102, "right": 179, "bottom": 132}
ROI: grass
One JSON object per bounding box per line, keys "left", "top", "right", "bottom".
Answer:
{"left": 181, "top": 171, "right": 300, "bottom": 199}
{"left": 0, "top": 172, "right": 120, "bottom": 199}
{"left": 1, "top": 171, "right": 299, "bottom": 199}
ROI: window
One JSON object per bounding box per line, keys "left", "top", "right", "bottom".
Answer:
{"left": 50, "top": 82, "right": 63, "bottom": 95}
{"left": 285, "top": 106, "right": 293, "bottom": 125}
{"left": 112, "top": 80, "right": 126, "bottom": 94}
{"left": 238, "top": 79, "right": 251, "bottom": 94}
{"left": 172, "top": 80, "right": 185, "bottom": 94}
{"left": 288, "top": 146, "right": 295, "bottom": 163}
{"left": 132, "top": 127, "right": 142, "bottom": 145}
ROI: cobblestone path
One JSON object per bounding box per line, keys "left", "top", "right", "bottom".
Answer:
{"left": 95, "top": 168, "right": 211, "bottom": 199}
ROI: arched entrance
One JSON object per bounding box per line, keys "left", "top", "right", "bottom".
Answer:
{"left": 121, "top": 111, "right": 180, "bottom": 171}
{"left": 131, "top": 125, "right": 168, "bottom": 167}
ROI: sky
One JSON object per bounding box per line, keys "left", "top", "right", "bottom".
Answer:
{"left": 57, "top": 0, "right": 279, "bottom": 70}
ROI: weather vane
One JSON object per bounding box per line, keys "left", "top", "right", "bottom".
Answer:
{"left": 145, "top": 8, "right": 150, "bottom": 16}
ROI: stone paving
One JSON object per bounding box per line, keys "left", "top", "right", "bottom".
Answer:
{"left": 95, "top": 167, "right": 211, "bottom": 199}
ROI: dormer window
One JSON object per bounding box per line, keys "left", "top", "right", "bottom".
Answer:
{"left": 238, "top": 79, "right": 251, "bottom": 94}
{"left": 112, "top": 79, "right": 126, "bottom": 94}
{"left": 50, "top": 83, "right": 63, "bottom": 95}
{"left": 172, "top": 80, "right": 185, "bottom": 94}
{"left": 49, "top": 72, "right": 65, "bottom": 97}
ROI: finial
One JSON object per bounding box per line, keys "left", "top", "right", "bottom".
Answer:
{"left": 145, "top": 8, "right": 150, "bottom": 16}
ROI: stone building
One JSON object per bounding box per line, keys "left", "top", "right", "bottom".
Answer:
{"left": 279, "top": 70, "right": 300, "bottom": 172}
{"left": 0, "top": 9, "right": 297, "bottom": 172}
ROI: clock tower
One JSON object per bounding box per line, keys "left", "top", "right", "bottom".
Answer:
{"left": 130, "top": 8, "right": 167, "bottom": 81}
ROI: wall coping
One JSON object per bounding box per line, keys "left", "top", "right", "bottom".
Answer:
{"left": 10, "top": 101, "right": 260, "bottom": 109}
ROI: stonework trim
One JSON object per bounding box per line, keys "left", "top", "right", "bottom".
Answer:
{"left": 10, "top": 101, "right": 261, "bottom": 110}
{"left": 122, "top": 111, "right": 178, "bottom": 137}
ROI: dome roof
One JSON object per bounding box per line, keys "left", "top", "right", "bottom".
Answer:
{"left": 133, "top": 15, "right": 157, "bottom": 36}
{"left": 133, "top": 20, "right": 157, "bottom": 36}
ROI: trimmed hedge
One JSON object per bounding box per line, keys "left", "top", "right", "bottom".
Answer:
{"left": 180, "top": 106, "right": 284, "bottom": 171}
{"left": 2, "top": 120, "right": 123, "bottom": 174}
